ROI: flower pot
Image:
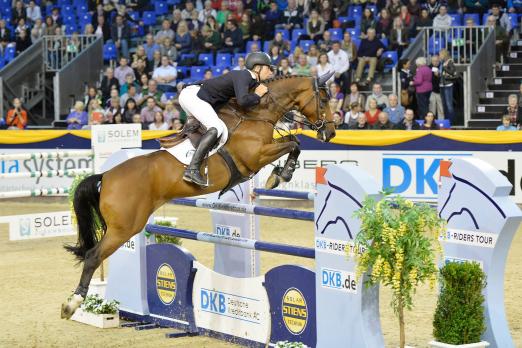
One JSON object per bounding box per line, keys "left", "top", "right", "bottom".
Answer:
{"left": 71, "top": 308, "right": 120, "bottom": 329}
{"left": 429, "top": 340, "right": 490, "bottom": 348}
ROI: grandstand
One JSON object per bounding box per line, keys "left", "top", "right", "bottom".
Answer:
{"left": 0, "top": 0, "right": 520, "bottom": 130}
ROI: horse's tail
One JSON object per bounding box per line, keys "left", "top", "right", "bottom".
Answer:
{"left": 64, "top": 174, "right": 106, "bottom": 262}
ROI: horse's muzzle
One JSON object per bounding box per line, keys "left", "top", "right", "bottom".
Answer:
{"left": 318, "top": 126, "right": 336, "bottom": 142}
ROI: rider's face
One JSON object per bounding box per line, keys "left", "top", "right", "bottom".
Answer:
{"left": 259, "top": 65, "right": 273, "bottom": 81}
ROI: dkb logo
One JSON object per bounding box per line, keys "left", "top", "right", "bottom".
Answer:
{"left": 383, "top": 157, "right": 441, "bottom": 196}
{"left": 200, "top": 289, "right": 226, "bottom": 314}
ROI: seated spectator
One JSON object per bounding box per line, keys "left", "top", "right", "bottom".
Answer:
{"left": 289, "top": 46, "right": 304, "bottom": 66}
{"left": 343, "top": 83, "right": 365, "bottom": 111}
{"left": 6, "top": 98, "right": 27, "bottom": 129}
{"left": 141, "top": 97, "right": 163, "bottom": 126}
{"left": 163, "top": 100, "right": 180, "bottom": 126}
{"left": 278, "top": 0, "right": 302, "bottom": 31}
{"left": 330, "top": 82, "right": 344, "bottom": 102}
{"left": 334, "top": 111, "right": 349, "bottom": 129}
{"left": 32, "top": 18, "right": 44, "bottom": 40}
{"left": 239, "top": 13, "right": 250, "bottom": 40}
{"left": 329, "top": 98, "right": 342, "bottom": 114}
{"left": 233, "top": 56, "right": 246, "bottom": 70}
{"left": 155, "top": 19, "right": 175, "bottom": 44}
{"left": 384, "top": 94, "right": 405, "bottom": 124}
{"left": 388, "top": 0, "right": 402, "bottom": 17}
{"left": 278, "top": 58, "right": 293, "bottom": 76}
{"left": 341, "top": 31, "right": 358, "bottom": 65}
{"left": 149, "top": 111, "right": 170, "bottom": 130}
{"left": 390, "top": 18, "right": 409, "bottom": 58}
{"left": 26, "top": 0, "right": 41, "bottom": 23}
{"left": 101, "top": 67, "right": 120, "bottom": 101}
{"left": 518, "top": 82, "right": 522, "bottom": 108}
{"left": 143, "top": 79, "right": 166, "bottom": 107}
{"left": 15, "top": 18, "right": 28, "bottom": 36}
{"left": 270, "top": 31, "right": 291, "bottom": 54}
{"left": 426, "top": 0, "right": 441, "bottom": 18}
{"left": 152, "top": 56, "right": 178, "bottom": 92}
{"left": 360, "top": 8, "right": 376, "bottom": 39}
{"left": 50, "top": 7, "right": 62, "bottom": 26}
{"left": 144, "top": 34, "right": 160, "bottom": 61}
{"left": 316, "top": 53, "right": 334, "bottom": 84}
{"left": 132, "top": 57, "right": 150, "bottom": 78}
{"left": 433, "top": 5, "right": 452, "bottom": 28}
{"left": 139, "top": 74, "right": 150, "bottom": 95}
{"left": 15, "top": 29, "right": 31, "bottom": 54}
{"left": 487, "top": 16, "right": 509, "bottom": 62}
{"left": 377, "top": 9, "right": 392, "bottom": 38}
{"left": 122, "top": 98, "right": 139, "bottom": 123}
{"left": 105, "top": 88, "right": 119, "bottom": 108}
{"left": 172, "top": 118, "right": 184, "bottom": 130}
{"left": 396, "top": 108, "right": 420, "bottom": 130}
{"left": 463, "top": 0, "right": 488, "bottom": 14}
{"left": 264, "top": 2, "right": 282, "bottom": 29}
{"left": 365, "top": 98, "right": 381, "bottom": 126}
{"left": 121, "top": 85, "right": 142, "bottom": 107}
{"left": 505, "top": 94, "right": 522, "bottom": 127}
{"left": 306, "top": 9, "right": 325, "bottom": 41}
{"left": 307, "top": 45, "right": 320, "bottom": 66}
{"left": 497, "top": 115, "right": 518, "bottom": 130}
{"left": 88, "top": 99, "right": 105, "bottom": 126}
{"left": 416, "top": 9, "right": 433, "bottom": 29}
{"left": 105, "top": 97, "right": 123, "bottom": 123}
{"left": 293, "top": 54, "right": 311, "bottom": 76}
{"left": 373, "top": 111, "right": 395, "bottom": 129}
{"left": 407, "top": 0, "right": 421, "bottom": 17}
{"left": 188, "top": 10, "right": 203, "bottom": 32}
{"left": 66, "top": 101, "right": 88, "bottom": 130}
{"left": 199, "top": 1, "right": 217, "bottom": 24}
{"left": 114, "top": 57, "right": 135, "bottom": 86}
{"left": 12, "top": 1, "right": 26, "bottom": 26}
{"left": 84, "top": 86, "right": 102, "bottom": 107}
{"left": 421, "top": 111, "right": 440, "bottom": 130}
{"left": 149, "top": 50, "right": 162, "bottom": 72}
{"left": 344, "top": 102, "right": 364, "bottom": 128}
{"left": 204, "top": 68, "right": 213, "bottom": 80}
{"left": 354, "top": 28, "right": 384, "bottom": 85}
{"left": 216, "top": 1, "right": 231, "bottom": 27}
{"left": 220, "top": 19, "right": 243, "bottom": 53}
{"left": 350, "top": 113, "right": 370, "bottom": 129}
{"left": 200, "top": 25, "right": 222, "bottom": 53}
{"left": 365, "top": 83, "right": 389, "bottom": 110}
{"left": 317, "top": 30, "right": 333, "bottom": 53}
{"left": 93, "top": 14, "right": 110, "bottom": 42}
{"left": 327, "top": 41, "right": 350, "bottom": 93}
{"left": 0, "top": 19, "right": 11, "bottom": 42}
{"left": 412, "top": 57, "right": 432, "bottom": 122}
{"left": 270, "top": 45, "right": 282, "bottom": 66}
{"left": 110, "top": 15, "right": 130, "bottom": 59}
{"left": 120, "top": 73, "right": 140, "bottom": 95}
{"left": 249, "top": 41, "right": 260, "bottom": 53}
{"left": 133, "top": 113, "right": 146, "bottom": 130}
{"left": 399, "top": 5, "right": 414, "bottom": 35}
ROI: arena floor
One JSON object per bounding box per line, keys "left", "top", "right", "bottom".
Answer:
{"left": 1, "top": 199, "right": 521, "bottom": 348}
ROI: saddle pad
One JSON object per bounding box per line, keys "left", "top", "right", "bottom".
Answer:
{"left": 162, "top": 126, "right": 228, "bottom": 166}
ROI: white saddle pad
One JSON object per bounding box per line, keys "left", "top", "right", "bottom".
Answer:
{"left": 161, "top": 127, "right": 229, "bottom": 166}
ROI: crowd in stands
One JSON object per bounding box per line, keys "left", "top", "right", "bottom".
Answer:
{"left": 0, "top": 0, "right": 520, "bottom": 130}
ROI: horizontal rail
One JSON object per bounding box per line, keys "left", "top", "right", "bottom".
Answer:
{"left": 253, "top": 188, "right": 315, "bottom": 201}
{"left": 0, "top": 187, "right": 70, "bottom": 199}
{"left": 0, "top": 150, "right": 93, "bottom": 161}
{"left": 146, "top": 224, "right": 315, "bottom": 259}
{"left": 0, "top": 168, "right": 93, "bottom": 179}
{"left": 171, "top": 198, "right": 314, "bottom": 221}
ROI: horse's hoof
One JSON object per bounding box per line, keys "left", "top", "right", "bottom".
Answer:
{"left": 61, "top": 294, "right": 84, "bottom": 320}
{"left": 265, "top": 173, "right": 281, "bottom": 189}
{"left": 61, "top": 302, "right": 74, "bottom": 319}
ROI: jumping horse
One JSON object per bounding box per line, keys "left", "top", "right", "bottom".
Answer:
{"left": 61, "top": 72, "right": 337, "bottom": 319}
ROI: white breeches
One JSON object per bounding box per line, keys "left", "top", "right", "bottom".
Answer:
{"left": 178, "top": 85, "right": 226, "bottom": 137}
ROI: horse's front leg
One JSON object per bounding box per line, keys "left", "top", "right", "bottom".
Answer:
{"left": 258, "top": 140, "right": 300, "bottom": 189}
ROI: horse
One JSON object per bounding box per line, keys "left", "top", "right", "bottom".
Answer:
{"left": 60, "top": 72, "right": 337, "bottom": 319}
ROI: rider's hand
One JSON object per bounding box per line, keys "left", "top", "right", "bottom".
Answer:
{"left": 255, "top": 84, "right": 268, "bottom": 97}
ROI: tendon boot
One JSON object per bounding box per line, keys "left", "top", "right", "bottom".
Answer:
{"left": 183, "top": 127, "right": 219, "bottom": 187}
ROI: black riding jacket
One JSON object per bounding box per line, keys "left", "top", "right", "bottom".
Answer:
{"left": 195, "top": 70, "right": 261, "bottom": 110}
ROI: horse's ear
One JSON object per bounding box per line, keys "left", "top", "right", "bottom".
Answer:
{"left": 317, "top": 71, "right": 335, "bottom": 86}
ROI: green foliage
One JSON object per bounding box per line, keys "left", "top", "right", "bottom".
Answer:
{"left": 433, "top": 262, "right": 486, "bottom": 344}
{"left": 68, "top": 174, "right": 104, "bottom": 238}
{"left": 82, "top": 294, "right": 119, "bottom": 314}
{"left": 274, "top": 341, "right": 308, "bottom": 348}
{"left": 154, "top": 220, "right": 182, "bottom": 245}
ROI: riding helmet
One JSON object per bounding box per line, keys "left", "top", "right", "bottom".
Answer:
{"left": 245, "top": 52, "right": 272, "bottom": 70}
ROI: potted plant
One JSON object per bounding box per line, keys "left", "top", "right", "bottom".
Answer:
{"left": 353, "top": 194, "right": 445, "bottom": 348}
{"left": 430, "top": 262, "right": 489, "bottom": 348}
{"left": 71, "top": 294, "right": 120, "bottom": 328}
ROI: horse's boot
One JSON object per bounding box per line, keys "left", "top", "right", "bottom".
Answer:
{"left": 183, "top": 127, "right": 219, "bottom": 187}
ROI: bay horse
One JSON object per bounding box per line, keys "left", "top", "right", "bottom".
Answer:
{"left": 61, "top": 72, "right": 336, "bottom": 319}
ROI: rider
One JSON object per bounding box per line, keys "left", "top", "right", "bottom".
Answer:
{"left": 178, "top": 52, "right": 274, "bottom": 187}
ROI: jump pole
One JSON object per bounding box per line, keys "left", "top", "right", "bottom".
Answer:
{"left": 253, "top": 188, "right": 315, "bottom": 201}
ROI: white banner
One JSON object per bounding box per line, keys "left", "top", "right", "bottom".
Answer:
{"left": 0, "top": 211, "right": 75, "bottom": 241}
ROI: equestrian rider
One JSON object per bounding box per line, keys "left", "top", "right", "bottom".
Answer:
{"left": 178, "top": 52, "right": 274, "bottom": 187}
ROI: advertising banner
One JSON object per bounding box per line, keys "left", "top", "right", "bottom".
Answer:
{"left": 0, "top": 211, "right": 75, "bottom": 240}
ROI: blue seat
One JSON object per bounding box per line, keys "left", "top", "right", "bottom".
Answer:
{"left": 437, "top": 119, "right": 451, "bottom": 129}
{"left": 246, "top": 40, "right": 262, "bottom": 53}
{"left": 366, "top": 5, "right": 377, "bottom": 14}
{"left": 103, "top": 42, "right": 117, "bottom": 62}
{"left": 298, "top": 40, "right": 314, "bottom": 53}
{"left": 190, "top": 66, "right": 206, "bottom": 80}
{"left": 79, "top": 13, "right": 91, "bottom": 25}
{"left": 428, "top": 36, "right": 445, "bottom": 55}
{"left": 482, "top": 13, "right": 489, "bottom": 25}
{"left": 233, "top": 53, "right": 245, "bottom": 65}
{"left": 62, "top": 4, "right": 74, "bottom": 13}
{"left": 338, "top": 16, "right": 351, "bottom": 26}
{"left": 346, "top": 27, "right": 360, "bottom": 39}
{"left": 382, "top": 51, "right": 398, "bottom": 71}
{"left": 263, "top": 41, "right": 271, "bottom": 53}
{"left": 142, "top": 11, "right": 156, "bottom": 26}
{"left": 349, "top": 5, "right": 362, "bottom": 17}
{"left": 216, "top": 53, "right": 231, "bottom": 67}
{"left": 352, "top": 38, "right": 361, "bottom": 48}
{"left": 464, "top": 13, "right": 480, "bottom": 25}
{"left": 508, "top": 13, "right": 519, "bottom": 28}
{"left": 64, "top": 23, "right": 77, "bottom": 34}
{"left": 176, "top": 66, "right": 188, "bottom": 78}
{"left": 211, "top": 66, "right": 225, "bottom": 76}
{"left": 380, "top": 37, "right": 388, "bottom": 48}
{"left": 328, "top": 28, "right": 342, "bottom": 41}
{"left": 291, "top": 28, "right": 306, "bottom": 41}
{"left": 63, "top": 13, "right": 76, "bottom": 24}
{"left": 449, "top": 14, "right": 462, "bottom": 25}
{"left": 180, "top": 53, "right": 196, "bottom": 61}
{"left": 275, "top": 29, "right": 290, "bottom": 41}
{"left": 5, "top": 46, "right": 15, "bottom": 61}
{"left": 76, "top": 4, "right": 87, "bottom": 15}
{"left": 154, "top": 1, "right": 168, "bottom": 15}
{"left": 164, "top": 92, "right": 177, "bottom": 100}
{"left": 198, "top": 53, "right": 213, "bottom": 66}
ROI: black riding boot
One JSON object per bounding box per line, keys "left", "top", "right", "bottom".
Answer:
{"left": 183, "top": 128, "right": 219, "bottom": 187}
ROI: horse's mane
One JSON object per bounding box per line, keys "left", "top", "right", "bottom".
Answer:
{"left": 263, "top": 74, "right": 312, "bottom": 85}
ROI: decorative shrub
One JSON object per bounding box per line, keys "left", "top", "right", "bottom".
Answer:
{"left": 153, "top": 220, "right": 182, "bottom": 245}
{"left": 274, "top": 341, "right": 308, "bottom": 348}
{"left": 433, "top": 261, "right": 486, "bottom": 344}
{"left": 81, "top": 294, "right": 119, "bottom": 315}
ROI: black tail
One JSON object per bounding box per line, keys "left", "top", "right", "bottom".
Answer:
{"left": 64, "top": 174, "right": 106, "bottom": 262}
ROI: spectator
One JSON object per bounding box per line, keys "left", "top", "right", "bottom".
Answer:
{"left": 365, "top": 83, "right": 389, "bottom": 110}
{"left": 293, "top": 54, "right": 311, "bottom": 76}
{"left": 289, "top": 46, "right": 304, "bottom": 66}
{"left": 133, "top": 113, "right": 146, "bottom": 129}
{"left": 360, "top": 8, "right": 376, "bottom": 38}
{"left": 149, "top": 50, "right": 162, "bottom": 71}
{"left": 396, "top": 108, "right": 420, "bottom": 130}
{"left": 66, "top": 101, "right": 88, "bottom": 129}
{"left": 399, "top": 6, "right": 415, "bottom": 35}
{"left": 84, "top": 86, "right": 101, "bottom": 107}
{"left": 307, "top": 45, "right": 320, "bottom": 66}
{"left": 344, "top": 102, "right": 364, "bottom": 128}
{"left": 144, "top": 34, "right": 160, "bottom": 61}
{"left": 88, "top": 99, "right": 105, "bottom": 126}
{"left": 159, "top": 37, "right": 178, "bottom": 63}
{"left": 220, "top": 19, "right": 243, "bottom": 53}
{"left": 122, "top": 98, "right": 139, "bottom": 123}
{"left": 426, "top": 0, "right": 441, "bottom": 18}
{"left": 399, "top": 58, "right": 414, "bottom": 107}
{"left": 497, "top": 115, "right": 518, "bottom": 130}
{"left": 297, "top": 0, "right": 311, "bottom": 16}
{"left": 114, "top": 57, "right": 135, "bottom": 86}
{"left": 249, "top": 41, "right": 260, "bottom": 53}
{"left": 250, "top": 13, "right": 270, "bottom": 41}
{"left": 329, "top": 98, "right": 342, "bottom": 114}
{"left": 199, "top": 25, "right": 222, "bottom": 54}
{"left": 26, "top": 1, "right": 41, "bottom": 23}
{"left": 105, "top": 97, "right": 123, "bottom": 123}
{"left": 204, "top": 68, "right": 213, "bottom": 80}
{"left": 327, "top": 41, "right": 350, "bottom": 93}
{"left": 341, "top": 31, "right": 358, "bottom": 65}
{"left": 365, "top": 98, "right": 381, "bottom": 126}
{"left": 318, "top": 30, "right": 333, "bottom": 53}
{"left": 306, "top": 9, "right": 325, "bottom": 41}
{"left": 15, "top": 29, "right": 31, "bottom": 54}
{"left": 421, "top": 111, "right": 440, "bottom": 130}
{"left": 110, "top": 15, "right": 130, "bottom": 59}
{"left": 278, "top": 58, "right": 293, "bottom": 76}
{"left": 0, "top": 38, "right": 8, "bottom": 57}
{"left": 94, "top": 15, "right": 110, "bottom": 42}
{"left": 188, "top": 10, "right": 203, "bottom": 32}
{"left": 316, "top": 53, "right": 334, "bottom": 84}
{"left": 216, "top": 1, "right": 231, "bottom": 27}
{"left": 47, "top": 27, "right": 65, "bottom": 69}
{"left": 144, "top": 79, "right": 166, "bottom": 107}
{"left": 373, "top": 111, "right": 395, "bottom": 129}
{"left": 388, "top": 0, "right": 402, "bottom": 18}
{"left": 412, "top": 56, "right": 432, "bottom": 121}
{"left": 155, "top": 19, "right": 175, "bottom": 44}
{"left": 181, "top": 1, "right": 195, "bottom": 20}
{"left": 101, "top": 67, "right": 120, "bottom": 101}
{"left": 105, "top": 88, "right": 119, "bottom": 108}
{"left": 355, "top": 28, "right": 384, "bottom": 85}
{"left": 148, "top": 111, "right": 170, "bottom": 130}
{"left": 172, "top": 118, "right": 184, "bottom": 130}
{"left": 139, "top": 73, "right": 150, "bottom": 95}
{"left": 330, "top": 82, "right": 344, "bottom": 106}
{"left": 50, "top": 7, "right": 62, "bottom": 26}
{"left": 384, "top": 94, "right": 405, "bottom": 125}
{"left": 15, "top": 18, "right": 28, "bottom": 36}
{"left": 0, "top": 19, "right": 10, "bottom": 42}
{"left": 279, "top": 0, "right": 302, "bottom": 31}
{"left": 270, "top": 45, "right": 282, "bottom": 66}
{"left": 429, "top": 54, "right": 444, "bottom": 119}
{"left": 350, "top": 113, "right": 370, "bottom": 129}
{"left": 121, "top": 85, "right": 142, "bottom": 107}
{"left": 199, "top": 1, "right": 217, "bottom": 23}
{"left": 462, "top": 17, "right": 480, "bottom": 62}
{"left": 172, "top": 9, "right": 183, "bottom": 33}
{"left": 120, "top": 73, "right": 139, "bottom": 95}
{"left": 12, "top": 1, "right": 26, "bottom": 26}
{"left": 518, "top": 82, "right": 522, "bottom": 108}
{"left": 270, "top": 31, "right": 291, "bottom": 54}
{"left": 439, "top": 49, "right": 456, "bottom": 121}
{"left": 416, "top": 8, "right": 433, "bottom": 28}
{"left": 6, "top": 98, "right": 27, "bottom": 129}
{"left": 163, "top": 100, "right": 180, "bottom": 126}
{"left": 463, "top": 0, "right": 488, "bottom": 15}
{"left": 66, "top": 33, "right": 81, "bottom": 60}
{"left": 310, "top": 65, "right": 318, "bottom": 78}
{"left": 265, "top": 2, "right": 282, "bottom": 29}
{"left": 333, "top": 111, "right": 349, "bottom": 129}
{"left": 407, "top": 0, "right": 422, "bottom": 17}
{"left": 390, "top": 18, "right": 409, "bottom": 58}
{"left": 141, "top": 97, "right": 162, "bottom": 126}
{"left": 132, "top": 57, "right": 150, "bottom": 80}
{"left": 233, "top": 56, "right": 246, "bottom": 70}
{"left": 504, "top": 94, "right": 522, "bottom": 126}
{"left": 31, "top": 18, "right": 44, "bottom": 40}
{"left": 377, "top": 9, "right": 392, "bottom": 38}
{"left": 433, "top": 5, "right": 452, "bottom": 28}
{"left": 343, "top": 83, "right": 365, "bottom": 111}
{"left": 320, "top": 0, "right": 334, "bottom": 25}
{"left": 487, "top": 16, "right": 509, "bottom": 62}
{"left": 239, "top": 13, "right": 250, "bottom": 40}
{"left": 152, "top": 56, "right": 177, "bottom": 92}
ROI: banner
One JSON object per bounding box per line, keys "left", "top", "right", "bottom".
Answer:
{"left": 0, "top": 211, "right": 75, "bottom": 241}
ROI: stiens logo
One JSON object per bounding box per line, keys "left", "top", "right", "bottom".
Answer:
{"left": 215, "top": 224, "right": 241, "bottom": 237}
{"left": 282, "top": 288, "right": 308, "bottom": 335}
{"left": 156, "top": 263, "right": 176, "bottom": 305}
{"left": 321, "top": 268, "right": 357, "bottom": 294}
{"left": 382, "top": 153, "right": 471, "bottom": 198}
